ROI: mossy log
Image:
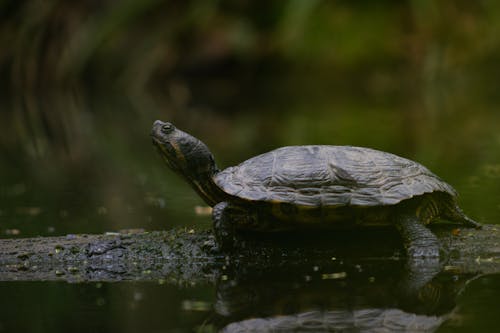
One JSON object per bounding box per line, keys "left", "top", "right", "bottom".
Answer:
{"left": 0, "top": 225, "right": 499, "bottom": 283}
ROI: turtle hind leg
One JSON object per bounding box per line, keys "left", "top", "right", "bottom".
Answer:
{"left": 395, "top": 214, "right": 445, "bottom": 294}
{"left": 395, "top": 214, "right": 440, "bottom": 258}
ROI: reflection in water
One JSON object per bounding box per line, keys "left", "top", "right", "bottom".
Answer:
{"left": 209, "top": 259, "right": 476, "bottom": 332}
{"left": 221, "top": 310, "right": 446, "bottom": 333}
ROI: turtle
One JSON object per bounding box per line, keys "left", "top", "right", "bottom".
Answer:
{"left": 151, "top": 120, "right": 481, "bottom": 256}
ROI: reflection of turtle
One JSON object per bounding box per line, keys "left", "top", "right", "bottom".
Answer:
{"left": 220, "top": 309, "right": 449, "bottom": 333}
{"left": 212, "top": 260, "right": 474, "bottom": 333}
{"left": 151, "top": 120, "right": 480, "bottom": 255}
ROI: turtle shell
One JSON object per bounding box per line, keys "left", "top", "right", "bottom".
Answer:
{"left": 213, "top": 145, "right": 456, "bottom": 207}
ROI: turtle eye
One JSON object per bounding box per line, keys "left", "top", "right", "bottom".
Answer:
{"left": 161, "top": 123, "right": 174, "bottom": 133}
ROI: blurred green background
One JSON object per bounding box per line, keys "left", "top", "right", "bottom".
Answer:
{"left": 1, "top": 0, "right": 500, "bottom": 238}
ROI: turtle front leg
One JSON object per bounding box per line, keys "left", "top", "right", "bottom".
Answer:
{"left": 395, "top": 214, "right": 440, "bottom": 258}
{"left": 212, "top": 202, "right": 250, "bottom": 251}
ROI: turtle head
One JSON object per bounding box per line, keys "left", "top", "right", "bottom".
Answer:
{"left": 151, "top": 120, "right": 219, "bottom": 182}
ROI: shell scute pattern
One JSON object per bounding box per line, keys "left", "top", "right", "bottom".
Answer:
{"left": 214, "top": 145, "right": 456, "bottom": 207}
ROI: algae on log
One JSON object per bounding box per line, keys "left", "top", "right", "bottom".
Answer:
{"left": 0, "top": 225, "right": 499, "bottom": 283}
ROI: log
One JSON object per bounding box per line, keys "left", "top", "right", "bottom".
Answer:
{"left": 0, "top": 224, "right": 499, "bottom": 283}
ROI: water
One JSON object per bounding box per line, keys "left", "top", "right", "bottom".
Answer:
{"left": 0, "top": 271, "right": 499, "bottom": 332}
{"left": 2, "top": 2, "right": 500, "bottom": 331}
{"left": 0, "top": 282, "right": 213, "bottom": 332}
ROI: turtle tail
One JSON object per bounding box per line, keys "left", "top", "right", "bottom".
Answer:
{"left": 459, "top": 212, "right": 482, "bottom": 229}
{"left": 447, "top": 204, "right": 482, "bottom": 229}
